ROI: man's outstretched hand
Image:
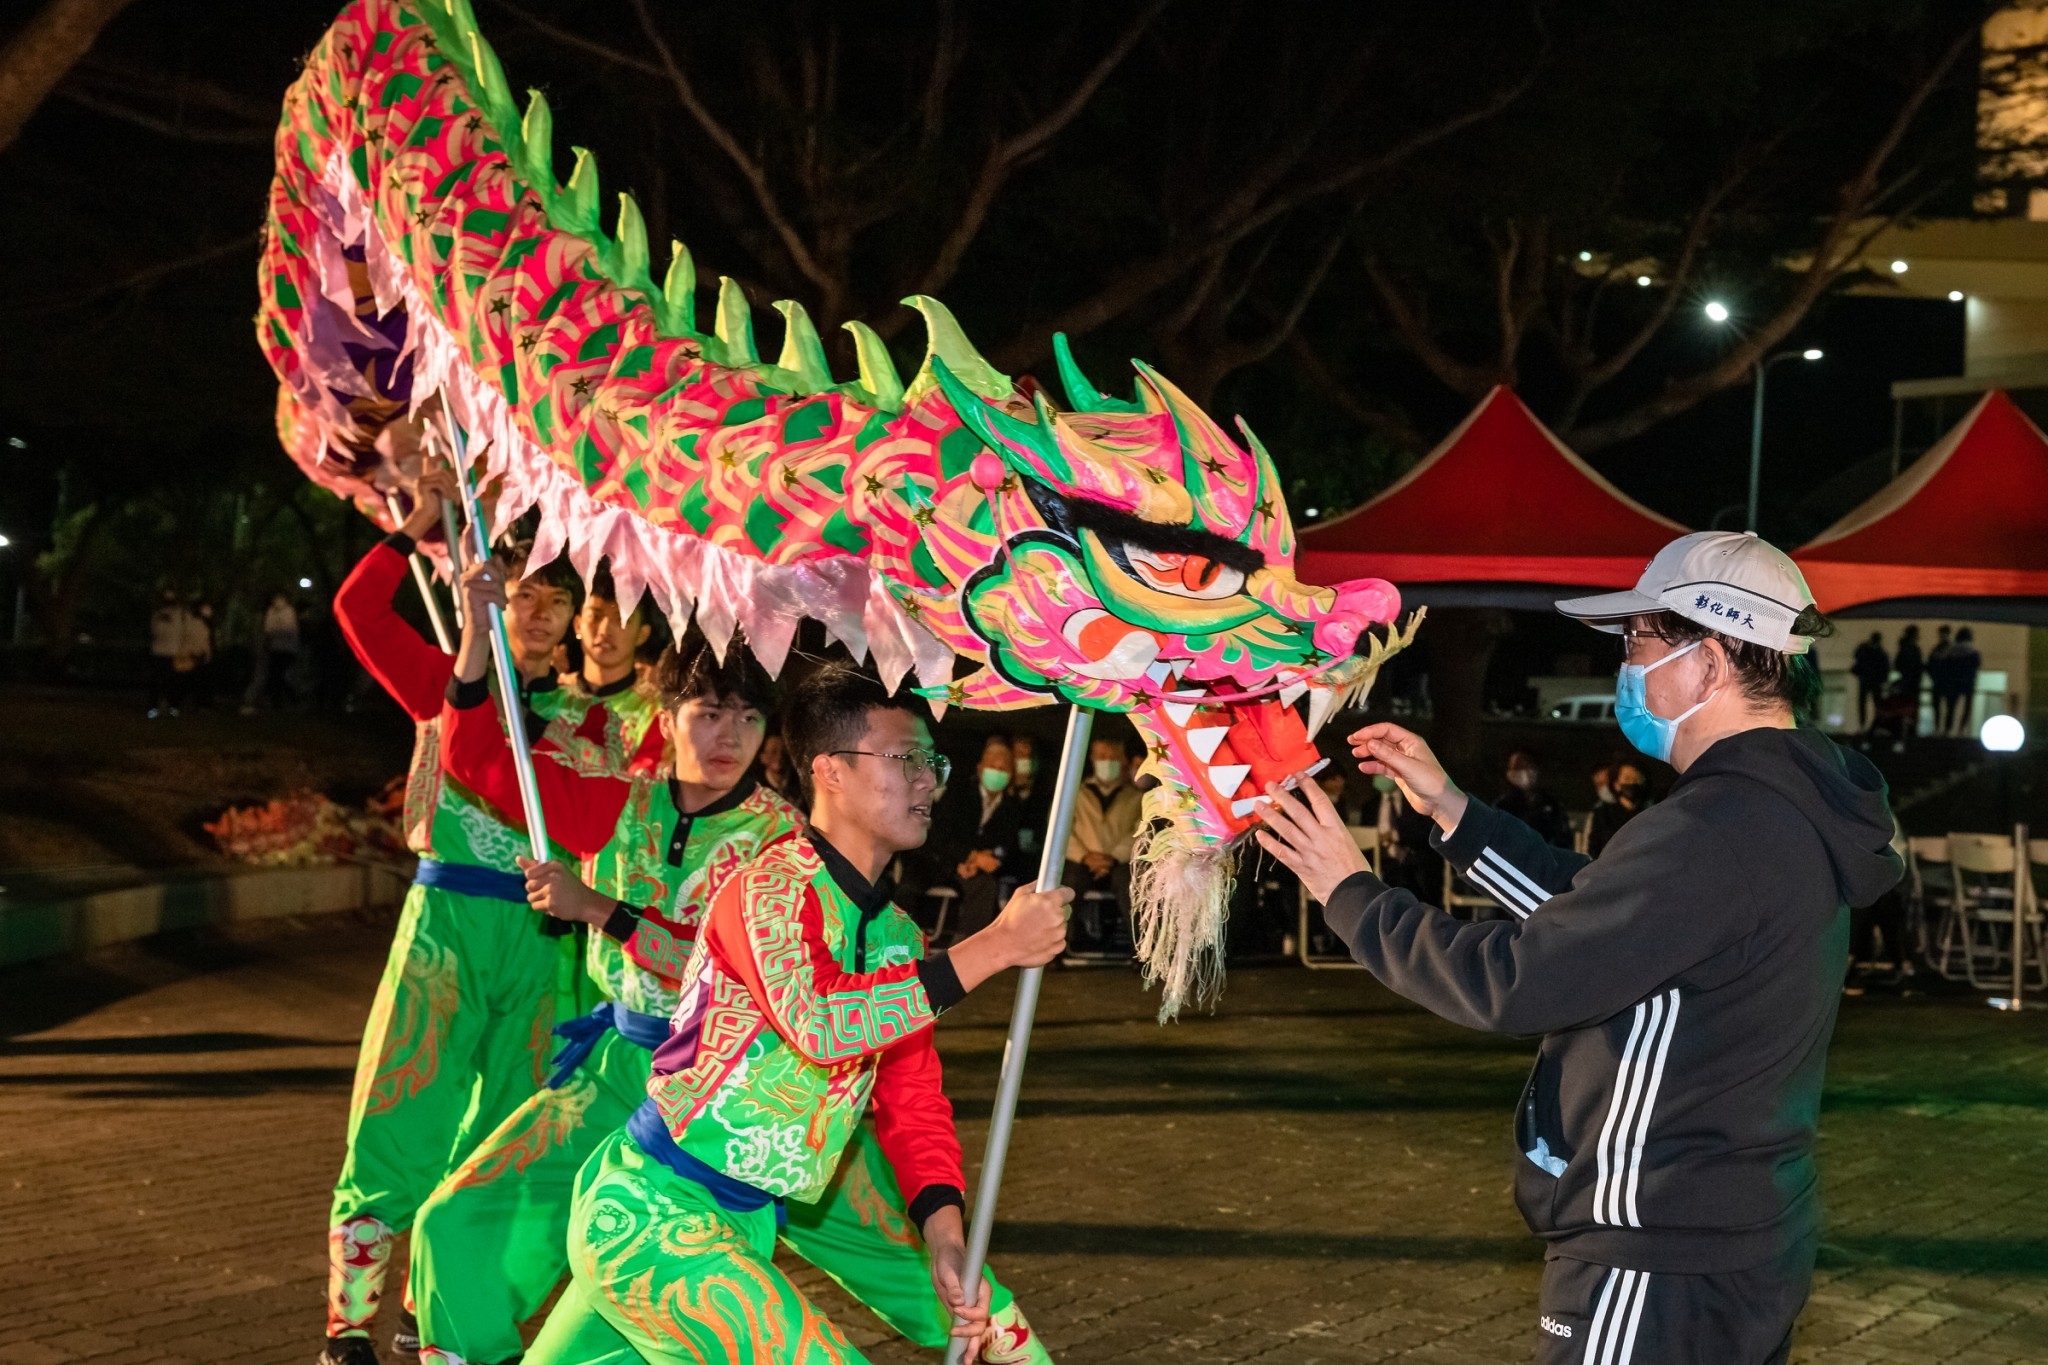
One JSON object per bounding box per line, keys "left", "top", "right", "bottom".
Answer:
{"left": 1253, "top": 776, "right": 1372, "bottom": 905}
{"left": 946, "top": 884, "right": 1072, "bottom": 994}
{"left": 1347, "top": 722, "right": 1468, "bottom": 835}
{"left": 515, "top": 857, "right": 612, "bottom": 925}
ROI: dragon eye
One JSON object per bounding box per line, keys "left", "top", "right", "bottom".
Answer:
{"left": 1122, "top": 546, "right": 1246, "bottom": 601}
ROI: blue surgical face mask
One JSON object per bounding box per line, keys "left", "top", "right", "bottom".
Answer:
{"left": 1615, "top": 640, "right": 1714, "bottom": 763}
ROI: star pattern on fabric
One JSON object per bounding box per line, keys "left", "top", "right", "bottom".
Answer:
{"left": 862, "top": 475, "right": 885, "bottom": 495}
{"left": 781, "top": 468, "right": 800, "bottom": 489}
{"left": 999, "top": 474, "right": 1019, "bottom": 493}
{"left": 597, "top": 406, "right": 618, "bottom": 422}
{"left": 487, "top": 297, "right": 511, "bottom": 318}
{"left": 1202, "top": 457, "right": 1228, "bottom": 476}
{"left": 912, "top": 506, "right": 937, "bottom": 527}
{"left": 570, "top": 376, "right": 593, "bottom": 397}
{"left": 946, "top": 683, "right": 968, "bottom": 705}
{"left": 413, "top": 207, "right": 431, "bottom": 226}
{"left": 899, "top": 596, "right": 923, "bottom": 617}
{"left": 364, "top": 126, "right": 382, "bottom": 144}
{"left": 1255, "top": 498, "right": 1274, "bottom": 519}
{"left": 1143, "top": 467, "right": 1166, "bottom": 485}
{"left": 517, "top": 332, "right": 539, "bottom": 353}
{"left": 466, "top": 115, "right": 484, "bottom": 133}
{"left": 1151, "top": 743, "right": 1170, "bottom": 763}
{"left": 718, "top": 450, "right": 738, "bottom": 468}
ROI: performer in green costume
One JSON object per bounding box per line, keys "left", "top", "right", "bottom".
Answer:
{"left": 416, "top": 565, "right": 1051, "bottom": 1364}
{"left": 526, "top": 667, "right": 1072, "bottom": 1365}
{"left": 324, "top": 467, "right": 656, "bottom": 1365}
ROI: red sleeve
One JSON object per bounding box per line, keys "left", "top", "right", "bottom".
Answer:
{"left": 439, "top": 695, "right": 632, "bottom": 858}
{"left": 622, "top": 905, "right": 694, "bottom": 981}
{"left": 334, "top": 539, "right": 452, "bottom": 721}
{"left": 869, "top": 1029, "right": 965, "bottom": 1211}
{"left": 703, "top": 864, "right": 937, "bottom": 1066}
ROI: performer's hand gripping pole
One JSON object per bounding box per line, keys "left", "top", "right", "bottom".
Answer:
{"left": 945, "top": 704, "right": 1095, "bottom": 1365}
{"left": 441, "top": 413, "right": 550, "bottom": 861}
{"left": 382, "top": 494, "right": 454, "bottom": 654}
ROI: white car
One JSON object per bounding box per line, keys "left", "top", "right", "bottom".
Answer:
{"left": 1548, "top": 694, "right": 1616, "bottom": 723}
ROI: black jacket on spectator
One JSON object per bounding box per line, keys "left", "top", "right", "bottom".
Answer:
{"left": 1497, "top": 785, "right": 1574, "bottom": 849}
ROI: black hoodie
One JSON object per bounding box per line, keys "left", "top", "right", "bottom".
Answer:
{"left": 1321, "top": 726, "right": 1901, "bottom": 1274}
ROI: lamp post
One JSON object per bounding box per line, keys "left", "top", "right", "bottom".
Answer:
{"left": 1746, "top": 348, "right": 1822, "bottom": 533}
{"left": 1981, "top": 714, "right": 2029, "bottom": 1011}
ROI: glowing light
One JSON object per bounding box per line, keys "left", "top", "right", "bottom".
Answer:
{"left": 1578, "top": 251, "right": 1593, "bottom": 262}
{"left": 1949, "top": 290, "right": 1966, "bottom": 302}
{"left": 5, "top": 437, "right": 22, "bottom": 449}
{"left": 0, "top": 535, "right": 11, "bottom": 548}
{"left": 1890, "top": 259, "right": 1909, "bottom": 274}
{"left": 1802, "top": 348, "right": 1823, "bottom": 361}
{"left": 1635, "top": 275, "right": 1652, "bottom": 287}
{"left": 1982, "top": 714, "right": 2026, "bottom": 753}
{"left": 1304, "top": 507, "right": 1319, "bottom": 519}
{"left": 298, "top": 577, "right": 313, "bottom": 589}
{"left": 1704, "top": 300, "right": 1730, "bottom": 323}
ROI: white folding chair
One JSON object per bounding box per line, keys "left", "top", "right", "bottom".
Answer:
{"left": 1938, "top": 833, "right": 2040, "bottom": 989}
{"left": 1298, "top": 825, "right": 1381, "bottom": 970}
{"left": 1908, "top": 836, "right": 1951, "bottom": 975}
{"left": 922, "top": 885, "right": 960, "bottom": 942}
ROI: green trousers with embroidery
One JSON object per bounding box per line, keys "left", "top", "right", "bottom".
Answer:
{"left": 413, "top": 1032, "right": 1035, "bottom": 1364}
{"left": 326, "top": 881, "right": 561, "bottom": 1338}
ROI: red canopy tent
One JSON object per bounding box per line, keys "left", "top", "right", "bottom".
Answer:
{"left": 1298, "top": 386, "right": 1686, "bottom": 601}
{"left": 1794, "top": 389, "right": 2048, "bottom": 616}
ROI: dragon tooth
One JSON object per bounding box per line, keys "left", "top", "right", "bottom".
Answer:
{"left": 840, "top": 320, "right": 904, "bottom": 412}
{"left": 660, "top": 240, "right": 697, "bottom": 336}
{"left": 901, "top": 294, "right": 1010, "bottom": 401}
{"left": 1144, "top": 661, "right": 1173, "bottom": 686}
{"left": 772, "top": 301, "right": 832, "bottom": 394}
{"left": 561, "top": 146, "right": 600, "bottom": 236}
{"left": 1305, "top": 687, "right": 1338, "bottom": 739}
{"left": 1163, "top": 700, "right": 1197, "bottom": 728}
{"left": 1231, "top": 796, "right": 1268, "bottom": 818}
{"left": 1168, "top": 659, "right": 1190, "bottom": 680}
{"left": 715, "top": 277, "right": 758, "bottom": 364}
{"left": 1279, "top": 679, "right": 1308, "bottom": 708}
{"left": 1207, "top": 763, "right": 1251, "bottom": 797}
{"left": 1186, "top": 726, "right": 1228, "bottom": 763}
{"left": 614, "top": 193, "right": 651, "bottom": 291}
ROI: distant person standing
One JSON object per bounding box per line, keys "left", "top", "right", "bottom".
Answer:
{"left": 1926, "top": 626, "right": 1955, "bottom": 733}
{"left": 1850, "top": 631, "right": 1889, "bottom": 732}
{"left": 263, "top": 591, "right": 302, "bottom": 711}
{"left": 1892, "top": 625, "right": 1925, "bottom": 732}
{"left": 1496, "top": 749, "right": 1573, "bottom": 849}
{"left": 1587, "top": 761, "right": 1650, "bottom": 857}
{"left": 1945, "top": 627, "right": 1982, "bottom": 735}
{"left": 148, "top": 590, "right": 188, "bottom": 718}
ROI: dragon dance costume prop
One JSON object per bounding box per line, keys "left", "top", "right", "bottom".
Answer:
{"left": 327, "top": 532, "right": 659, "bottom": 1345}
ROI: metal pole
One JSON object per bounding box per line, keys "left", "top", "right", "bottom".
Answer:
{"left": 441, "top": 412, "right": 551, "bottom": 861}
{"left": 945, "top": 704, "right": 1094, "bottom": 1365}
{"left": 1747, "top": 360, "right": 1767, "bottom": 534}
{"left": 384, "top": 494, "right": 454, "bottom": 654}
{"left": 441, "top": 501, "right": 466, "bottom": 629}
{"left": 2013, "top": 821, "right": 2029, "bottom": 1011}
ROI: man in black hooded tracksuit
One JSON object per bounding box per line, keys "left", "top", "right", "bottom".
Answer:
{"left": 1254, "top": 531, "right": 1904, "bottom": 1363}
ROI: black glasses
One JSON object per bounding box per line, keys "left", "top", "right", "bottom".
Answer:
{"left": 831, "top": 749, "right": 952, "bottom": 785}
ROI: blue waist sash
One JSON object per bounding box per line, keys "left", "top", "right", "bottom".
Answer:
{"left": 413, "top": 858, "right": 529, "bottom": 904}
{"left": 547, "top": 1002, "right": 671, "bottom": 1088}
{"left": 625, "top": 1099, "right": 783, "bottom": 1221}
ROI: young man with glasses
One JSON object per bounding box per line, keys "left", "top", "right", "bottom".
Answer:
{"left": 1255, "top": 532, "right": 1902, "bottom": 1364}
{"left": 524, "top": 665, "right": 1071, "bottom": 1365}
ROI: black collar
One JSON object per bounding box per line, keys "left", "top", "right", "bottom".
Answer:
{"left": 805, "top": 828, "right": 896, "bottom": 916}
{"left": 521, "top": 672, "right": 560, "bottom": 698}
{"left": 671, "top": 773, "right": 757, "bottom": 821}
{"left": 589, "top": 673, "right": 637, "bottom": 698}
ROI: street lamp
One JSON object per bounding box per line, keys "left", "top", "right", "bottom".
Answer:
{"left": 1747, "top": 348, "right": 1823, "bottom": 533}
{"left": 1703, "top": 300, "right": 1730, "bottom": 323}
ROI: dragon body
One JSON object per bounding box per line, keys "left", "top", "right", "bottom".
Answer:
{"left": 257, "top": 0, "right": 1417, "bottom": 1014}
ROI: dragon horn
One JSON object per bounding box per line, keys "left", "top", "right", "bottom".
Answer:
{"left": 716, "top": 277, "right": 758, "bottom": 365}
{"left": 840, "top": 320, "right": 905, "bottom": 413}
{"left": 518, "top": 89, "right": 554, "bottom": 207}
{"left": 931, "top": 357, "right": 1071, "bottom": 484}
{"left": 659, "top": 240, "right": 697, "bottom": 337}
{"left": 1131, "top": 358, "right": 1257, "bottom": 537}
{"left": 772, "top": 301, "right": 833, "bottom": 394}
{"left": 1052, "top": 333, "right": 1140, "bottom": 413}
{"left": 901, "top": 294, "right": 1010, "bottom": 406}
{"left": 560, "top": 147, "right": 600, "bottom": 237}
{"left": 1235, "top": 416, "right": 1294, "bottom": 557}
{"left": 614, "top": 193, "right": 652, "bottom": 293}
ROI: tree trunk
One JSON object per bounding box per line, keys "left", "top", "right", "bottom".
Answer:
{"left": 1424, "top": 607, "right": 1511, "bottom": 786}
{"left": 0, "top": 0, "right": 139, "bottom": 152}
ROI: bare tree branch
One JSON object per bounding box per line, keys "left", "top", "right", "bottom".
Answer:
{"left": 907, "top": 0, "right": 1168, "bottom": 300}
{"left": 1361, "top": 256, "right": 1498, "bottom": 399}
{"left": 55, "top": 83, "right": 272, "bottom": 144}
{"left": 492, "top": 0, "right": 663, "bottom": 78}
{"left": 4, "top": 230, "right": 259, "bottom": 318}
{"left": 0, "top": 0, "right": 138, "bottom": 151}
{"left": 1567, "top": 20, "right": 1975, "bottom": 451}
{"left": 1282, "top": 329, "right": 1424, "bottom": 448}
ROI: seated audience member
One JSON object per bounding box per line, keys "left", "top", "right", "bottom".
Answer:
{"left": 1064, "top": 736, "right": 1142, "bottom": 950}
{"left": 1496, "top": 749, "right": 1573, "bottom": 848}
{"left": 1587, "top": 761, "right": 1650, "bottom": 856}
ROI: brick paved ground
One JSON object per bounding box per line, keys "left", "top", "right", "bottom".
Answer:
{"left": 3, "top": 911, "right": 2047, "bottom": 1364}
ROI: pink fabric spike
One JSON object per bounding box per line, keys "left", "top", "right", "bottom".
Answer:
{"left": 694, "top": 552, "right": 742, "bottom": 661}
{"left": 802, "top": 557, "right": 871, "bottom": 663}
{"left": 862, "top": 578, "right": 916, "bottom": 695}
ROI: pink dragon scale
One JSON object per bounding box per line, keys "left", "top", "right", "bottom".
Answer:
{"left": 257, "top": 0, "right": 1420, "bottom": 1015}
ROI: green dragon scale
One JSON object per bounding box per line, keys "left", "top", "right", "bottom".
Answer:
{"left": 256, "top": 0, "right": 1417, "bottom": 1014}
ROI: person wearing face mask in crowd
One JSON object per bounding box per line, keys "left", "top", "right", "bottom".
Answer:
{"left": 1497, "top": 749, "right": 1574, "bottom": 849}
{"left": 940, "top": 734, "right": 1030, "bottom": 939}
{"left": 1255, "top": 531, "right": 1901, "bottom": 1365}
{"left": 1063, "top": 736, "right": 1144, "bottom": 952}
{"left": 1588, "top": 761, "right": 1651, "bottom": 857}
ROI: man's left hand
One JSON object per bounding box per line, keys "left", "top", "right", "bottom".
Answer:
{"left": 1254, "top": 777, "right": 1370, "bottom": 904}
{"left": 923, "top": 1205, "right": 991, "bottom": 1360}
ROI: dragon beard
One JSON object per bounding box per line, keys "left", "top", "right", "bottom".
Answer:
{"left": 1130, "top": 802, "right": 1242, "bottom": 1022}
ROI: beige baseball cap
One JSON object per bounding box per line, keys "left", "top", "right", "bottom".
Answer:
{"left": 1556, "top": 531, "right": 1817, "bottom": 654}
